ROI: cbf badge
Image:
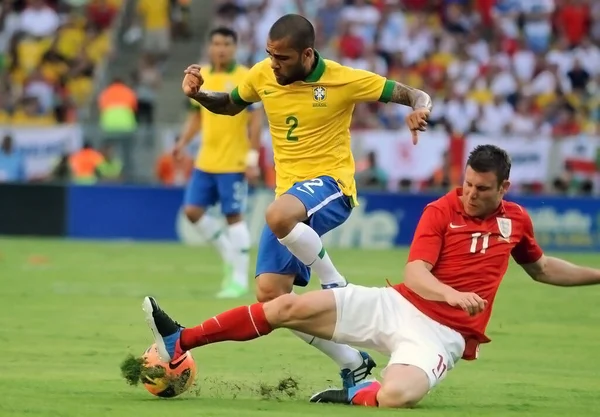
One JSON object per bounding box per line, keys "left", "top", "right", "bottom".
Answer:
{"left": 313, "top": 86, "right": 326, "bottom": 101}
{"left": 496, "top": 217, "right": 512, "bottom": 239}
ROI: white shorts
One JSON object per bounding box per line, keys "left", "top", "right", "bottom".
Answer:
{"left": 332, "top": 284, "right": 465, "bottom": 388}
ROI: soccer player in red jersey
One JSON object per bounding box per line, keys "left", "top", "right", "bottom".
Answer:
{"left": 141, "top": 144, "right": 600, "bottom": 408}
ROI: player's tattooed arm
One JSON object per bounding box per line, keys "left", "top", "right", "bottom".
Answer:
{"left": 390, "top": 82, "right": 433, "bottom": 111}
{"left": 189, "top": 91, "right": 247, "bottom": 116}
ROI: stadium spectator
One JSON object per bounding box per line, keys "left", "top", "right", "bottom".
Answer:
{"left": 97, "top": 76, "right": 137, "bottom": 177}
{"left": 98, "top": 76, "right": 138, "bottom": 133}
{"left": 356, "top": 151, "right": 388, "bottom": 191}
{"left": 131, "top": 53, "right": 161, "bottom": 126}
{"left": 19, "top": 0, "right": 60, "bottom": 38}
{"left": 155, "top": 138, "right": 193, "bottom": 186}
{"left": 87, "top": 0, "right": 118, "bottom": 31}
{"left": 136, "top": 0, "right": 171, "bottom": 60}
{"left": 69, "top": 141, "right": 104, "bottom": 184}
{"left": 0, "top": 134, "right": 25, "bottom": 182}
{"left": 96, "top": 142, "right": 123, "bottom": 182}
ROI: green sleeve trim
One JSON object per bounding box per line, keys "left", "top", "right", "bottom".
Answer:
{"left": 378, "top": 79, "right": 395, "bottom": 103}
{"left": 231, "top": 87, "right": 253, "bottom": 106}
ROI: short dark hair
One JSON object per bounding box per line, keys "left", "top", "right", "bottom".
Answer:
{"left": 466, "top": 144, "right": 511, "bottom": 184}
{"left": 209, "top": 27, "right": 237, "bottom": 43}
{"left": 268, "top": 14, "right": 315, "bottom": 51}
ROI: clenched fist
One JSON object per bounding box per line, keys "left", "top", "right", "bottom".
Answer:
{"left": 182, "top": 64, "right": 204, "bottom": 97}
{"left": 405, "top": 108, "right": 430, "bottom": 145}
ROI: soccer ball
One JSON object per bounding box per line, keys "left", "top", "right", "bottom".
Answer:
{"left": 141, "top": 343, "right": 197, "bottom": 398}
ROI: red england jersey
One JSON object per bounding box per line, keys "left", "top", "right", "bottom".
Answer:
{"left": 394, "top": 189, "right": 543, "bottom": 359}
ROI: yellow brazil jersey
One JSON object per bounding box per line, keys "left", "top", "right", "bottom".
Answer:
{"left": 192, "top": 63, "right": 252, "bottom": 173}
{"left": 231, "top": 53, "right": 394, "bottom": 202}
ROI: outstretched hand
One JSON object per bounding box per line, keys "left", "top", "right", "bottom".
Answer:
{"left": 405, "top": 108, "right": 430, "bottom": 145}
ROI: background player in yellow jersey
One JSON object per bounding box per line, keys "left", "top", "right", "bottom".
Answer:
{"left": 179, "top": 15, "right": 431, "bottom": 388}
{"left": 174, "top": 27, "right": 263, "bottom": 298}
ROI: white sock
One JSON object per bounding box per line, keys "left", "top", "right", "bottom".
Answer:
{"left": 291, "top": 330, "right": 363, "bottom": 370}
{"left": 194, "top": 215, "right": 233, "bottom": 263}
{"left": 227, "top": 221, "right": 251, "bottom": 288}
{"left": 278, "top": 223, "right": 346, "bottom": 286}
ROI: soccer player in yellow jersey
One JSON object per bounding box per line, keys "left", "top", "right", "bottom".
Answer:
{"left": 179, "top": 15, "right": 431, "bottom": 388}
{"left": 174, "top": 27, "right": 263, "bottom": 299}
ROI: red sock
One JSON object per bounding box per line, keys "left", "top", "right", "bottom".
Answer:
{"left": 180, "top": 303, "right": 272, "bottom": 350}
{"left": 351, "top": 381, "right": 381, "bottom": 407}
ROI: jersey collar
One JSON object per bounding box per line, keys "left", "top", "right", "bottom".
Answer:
{"left": 210, "top": 61, "right": 237, "bottom": 74}
{"left": 303, "top": 51, "right": 326, "bottom": 83}
{"left": 450, "top": 187, "right": 506, "bottom": 217}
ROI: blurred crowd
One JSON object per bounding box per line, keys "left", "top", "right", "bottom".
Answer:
{"left": 2, "top": 0, "right": 600, "bottom": 195}
{"left": 0, "top": 0, "right": 122, "bottom": 125}
{"left": 0, "top": 132, "right": 123, "bottom": 183}
{"left": 213, "top": 0, "right": 600, "bottom": 137}
{"left": 206, "top": 0, "right": 600, "bottom": 196}
{"left": 0, "top": 0, "right": 189, "bottom": 127}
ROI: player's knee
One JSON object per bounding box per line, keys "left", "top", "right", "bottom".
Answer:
{"left": 255, "top": 274, "right": 293, "bottom": 302}
{"left": 184, "top": 205, "right": 204, "bottom": 223}
{"left": 377, "top": 385, "right": 423, "bottom": 409}
{"left": 265, "top": 196, "right": 306, "bottom": 238}
{"left": 268, "top": 293, "right": 299, "bottom": 326}
{"left": 265, "top": 203, "right": 293, "bottom": 237}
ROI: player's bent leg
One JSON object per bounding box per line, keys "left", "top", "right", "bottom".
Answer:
{"left": 263, "top": 291, "right": 337, "bottom": 337}
{"left": 140, "top": 290, "right": 336, "bottom": 362}
{"left": 184, "top": 170, "right": 234, "bottom": 285}
{"left": 215, "top": 212, "right": 251, "bottom": 298}
{"left": 216, "top": 173, "right": 250, "bottom": 297}
{"left": 267, "top": 187, "right": 346, "bottom": 289}
{"left": 185, "top": 204, "right": 235, "bottom": 289}
{"left": 376, "top": 364, "right": 430, "bottom": 408}
{"left": 257, "top": 280, "right": 374, "bottom": 387}
{"left": 309, "top": 364, "right": 429, "bottom": 408}
{"left": 141, "top": 289, "right": 375, "bottom": 387}
{"left": 255, "top": 225, "right": 374, "bottom": 387}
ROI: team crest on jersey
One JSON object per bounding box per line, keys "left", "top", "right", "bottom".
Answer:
{"left": 313, "top": 86, "right": 327, "bottom": 107}
{"left": 496, "top": 217, "right": 512, "bottom": 239}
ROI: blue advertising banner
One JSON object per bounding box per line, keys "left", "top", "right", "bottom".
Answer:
{"left": 66, "top": 185, "right": 600, "bottom": 252}
{"left": 67, "top": 185, "right": 184, "bottom": 240}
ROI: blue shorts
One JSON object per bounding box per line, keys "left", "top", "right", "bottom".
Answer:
{"left": 184, "top": 169, "right": 247, "bottom": 216}
{"left": 255, "top": 176, "right": 353, "bottom": 287}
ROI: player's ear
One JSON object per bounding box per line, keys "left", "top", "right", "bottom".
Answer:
{"left": 500, "top": 180, "right": 510, "bottom": 195}
{"left": 304, "top": 48, "right": 313, "bottom": 61}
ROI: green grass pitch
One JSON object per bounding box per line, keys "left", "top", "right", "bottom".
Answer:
{"left": 1, "top": 237, "right": 600, "bottom": 416}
